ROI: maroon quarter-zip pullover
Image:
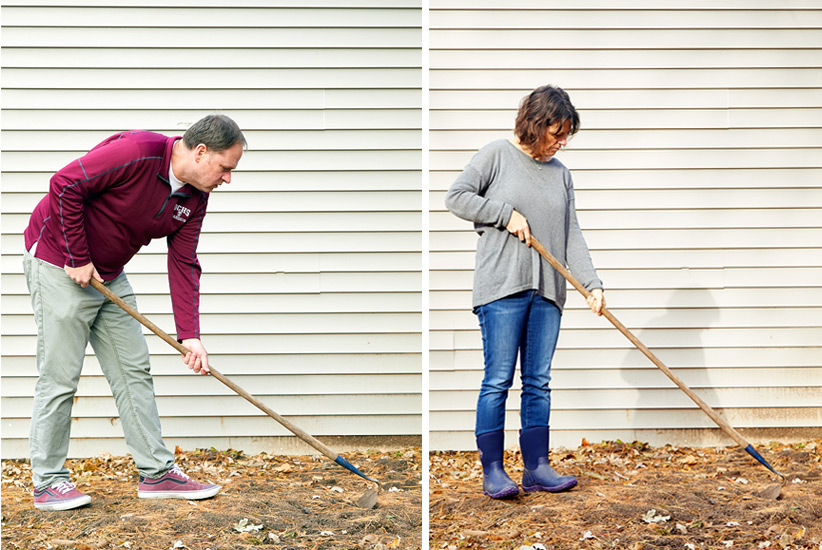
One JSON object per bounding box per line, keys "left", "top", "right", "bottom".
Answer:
{"left": 24, "top": 131, "right": 209, "bottom": 340}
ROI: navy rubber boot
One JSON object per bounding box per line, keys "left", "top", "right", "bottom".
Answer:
{"left": 476, "top": 431, "right": 519, "bottom": 499}
{"left": 519, "top": 427, "right": 577, "bottom": 493}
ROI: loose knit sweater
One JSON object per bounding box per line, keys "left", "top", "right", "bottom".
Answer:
{"left": 445, "top": 139, "right": 603, "bottom": 311}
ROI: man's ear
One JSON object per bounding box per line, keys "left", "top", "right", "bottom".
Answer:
{"left": 194, "top": 143, "right": 208, "bottom": 162}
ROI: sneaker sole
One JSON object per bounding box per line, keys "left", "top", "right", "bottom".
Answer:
{"left": 34, "top": 495, "right": 91, "bottom": 511}
{"left": 138, "top": 485, "right": 221, "bottom": 500}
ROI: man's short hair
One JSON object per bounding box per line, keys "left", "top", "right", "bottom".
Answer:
{"left": 183, "top": 115, "right": 247, "bottom": 152}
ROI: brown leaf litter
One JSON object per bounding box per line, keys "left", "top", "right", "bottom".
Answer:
{"left": 1, "top": 447, "right": 421, "bottom": 550}
{"left": 430, "top": 439, "right": 822, "bottom": 550}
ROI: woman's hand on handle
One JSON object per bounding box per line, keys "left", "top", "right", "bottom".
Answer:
{"left": 586, "top": 288, "right": 605, "bottom": 316}
{"left": 506, "top": 210, "right": 531, "bottom": 246}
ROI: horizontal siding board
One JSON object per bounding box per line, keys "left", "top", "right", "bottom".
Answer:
{"left": 0, "top": 252, "right": 422, "bottom": 277}
{"left": 3, "top": 312, "right": 423, "bottom": 336}
{"left": 431, "top": 388, "right": 822, "bottom": 418}
{"left": 1, "top": 333, "right": 425, "bottom": 356}
{"left": 1, "top": 0, "right": 813, "bottom": 7}
{"left": 430, "top": 189, "right": 822, "bottom": 211}
{"left": 431, "top": 88, "right": 822, "bottom": 110}
{"left": 1, "top": 7, "right": 422, "bottom": 27}
{"left": 430, "top": 288, "right": 822, "bottom": 311}
{"left": 3, "top": 271, "right": 422, "bottom": 295}
{"left": 432, "top": 208, "right": 822, "bottom": 230}
{"left": 432, "top": 347, "right": 822, "bottom": 370}
{"left": 2, "top": 286, "right": 424, "bottom": 313}
{"left": 429, "top": 228, "right": 822, "bottom": 251}
{"left": 2, "top": 332, "right": 421, "bottom": 357}
{"left": 1, "top": 88, "right": 422, "bottom": 110}
{"left": 1, "top": 109, "right": 422, "bottom": 131}
{"left": 430, "top": 148, "right": 822, "bottom": 170}
{"left": 3, "top": 212, "right": 422, "bottom": 234}
{"left": 432, "top": 1, "right": 822, "bottom": 8}
{"left": 3, "top": 232, "right": 422, "bottom": 255}
{"left": 1, "top": 27, "right": 422, "bottom": 48}
{"left": 2, "top": 48, "right": 422, "bottom": 69}
{"left": 2, "top": 68, "right": 423, "bottom": 89}
{"left": 430, "top": 29, "right": 822, "bottom": 49}
{"left": 429, "top": 9, "right": 822, "bottom": 28}
{"left": 430, "top": 387, "right": 822, "bottom": 412}
{"left": 429, "top": 267, "right": 822, "bottom": 290}
{"left": 430, "top": 249, "right": 822, "bottom": 270}
{"left": 430, "top": 307, "right": 822, "bottom": 331}
{"left": 435, "top": 327, "right": 822, "bottom": 351}
{"left": 2, "top": 0, "right": 420, "bottom": 6}
{"left": 1, "top": 190, "right": 421, "bottom": 212}
{"left": 1, "top": 394, "right": 422, "bottom": 419}
{"left": 2, "top": 373, "right": 421, "bottom": 398}
{"left": 430, "top": 68, "right": 822, "bottom": 89}
{"left": 2, "top": 170, "right": 423, "bottom": 193}
{"left": 430, "top": 129, "right": 822, "bottom": 151}
{"left": 2, "top": 129, "right": 423, "bottom": 151}
{"left": 429, "top": 367, "right": 822, "bottom": 391}
{"left": 432, "top": 48, "right": 822, "bottom": 69}
{"left": 431, "top": 168, "right": 822, "bottom": 191}
{"left": 1, "top": 352, "right": 422, "bottom": 377}
{"left": 429, "top": 110, "right": 822, "bottom": 132}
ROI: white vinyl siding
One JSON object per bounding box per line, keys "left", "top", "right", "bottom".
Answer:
{"left": 0, "top": 1, "right": 422, "bottom": 458}
{"left": 429, "top": 2, "right": 822, "bottom": 451}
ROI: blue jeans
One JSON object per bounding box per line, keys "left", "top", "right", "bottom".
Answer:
{"left": 475, "top": 290, "right": 562, "bottom": 436}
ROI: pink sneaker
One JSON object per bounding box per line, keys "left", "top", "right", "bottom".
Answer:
{"left": 33, "top": 481, "right": 92, "bottom": 511}
{"left": 137, "top": 465, "right": 220, "bottom": 500}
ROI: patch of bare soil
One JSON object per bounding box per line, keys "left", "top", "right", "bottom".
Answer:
{"left": 2, "top": 447, "right": 421, "bottom": 550}
{"left": 430, "top": 440, "right": 822, "bottom": 550}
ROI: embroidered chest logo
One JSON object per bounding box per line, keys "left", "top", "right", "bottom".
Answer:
{"left": 173, "top": 204, "right": 192, "bottom": 222}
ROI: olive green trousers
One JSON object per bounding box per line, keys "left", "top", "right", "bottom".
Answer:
{"left": 24, "top": 251, "right": 174, "bottom": 490}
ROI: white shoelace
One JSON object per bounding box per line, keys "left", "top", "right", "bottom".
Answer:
{"left": 52, "top": 481, "right": 76, "bottom": 494}
{"left": 169, "top": 465, "right": 191, "bottom": 479}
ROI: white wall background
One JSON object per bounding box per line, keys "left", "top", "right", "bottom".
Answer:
{"left": 1, "top": 0, "right": 422, "bottom": 458}
{"left": 429, "top": 1, "right": 822, "bottom": 451}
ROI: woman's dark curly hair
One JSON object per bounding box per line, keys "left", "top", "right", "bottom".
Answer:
{"left": 514, "top": 85, "right": 580, "bottom": 155}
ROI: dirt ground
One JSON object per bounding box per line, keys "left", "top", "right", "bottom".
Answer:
{"left": 430, "top": 439, "right": 822, "bottom": 550}
{"left": 1, "top": 447, "right": 421, "bottom": 550}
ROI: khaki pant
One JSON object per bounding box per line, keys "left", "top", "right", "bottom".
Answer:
{"left": 23, "top": 251, "right": 174, "bottom": 490}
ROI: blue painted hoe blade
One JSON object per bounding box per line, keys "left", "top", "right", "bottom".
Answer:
{"left": 744, "top": 444, "right": 785, "bottom": 478}
{"left": 335, "top": 455, "right": 382, "bottom": 487}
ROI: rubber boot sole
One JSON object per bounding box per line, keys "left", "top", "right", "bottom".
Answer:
{"left": 521, "top": 477, "right": 577, "bottom": 493}
{"left": 484, "top": 484, "right": 520, "bottom": 499}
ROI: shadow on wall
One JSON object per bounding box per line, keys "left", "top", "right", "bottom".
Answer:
{"left": 619, "top": 288, "right": 722, "bottom": 446}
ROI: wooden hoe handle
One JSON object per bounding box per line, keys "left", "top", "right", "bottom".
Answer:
{"left": 88, "top": 278, "right": 381, "bottom": 487}
{"left": 527, "top": 236, "right": 783, "bottom": 477}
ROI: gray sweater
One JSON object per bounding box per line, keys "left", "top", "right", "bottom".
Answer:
{"left": 445, "top": 139, "right": 603, "bottom": 311}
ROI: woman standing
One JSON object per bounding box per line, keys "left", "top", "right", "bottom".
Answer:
{"left": 445, "top": 85, "right": 605, "bottom": 499}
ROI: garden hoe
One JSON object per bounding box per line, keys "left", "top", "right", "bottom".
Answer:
{"left": 90, "top": 279, "right": 382, "bottom": 507}
{"left": 526, "top": 236, "right": 785, "bottom": 479}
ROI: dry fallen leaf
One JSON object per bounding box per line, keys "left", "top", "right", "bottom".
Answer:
{"left": 757, "top": 483, "right": 782, "bottom": 500}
